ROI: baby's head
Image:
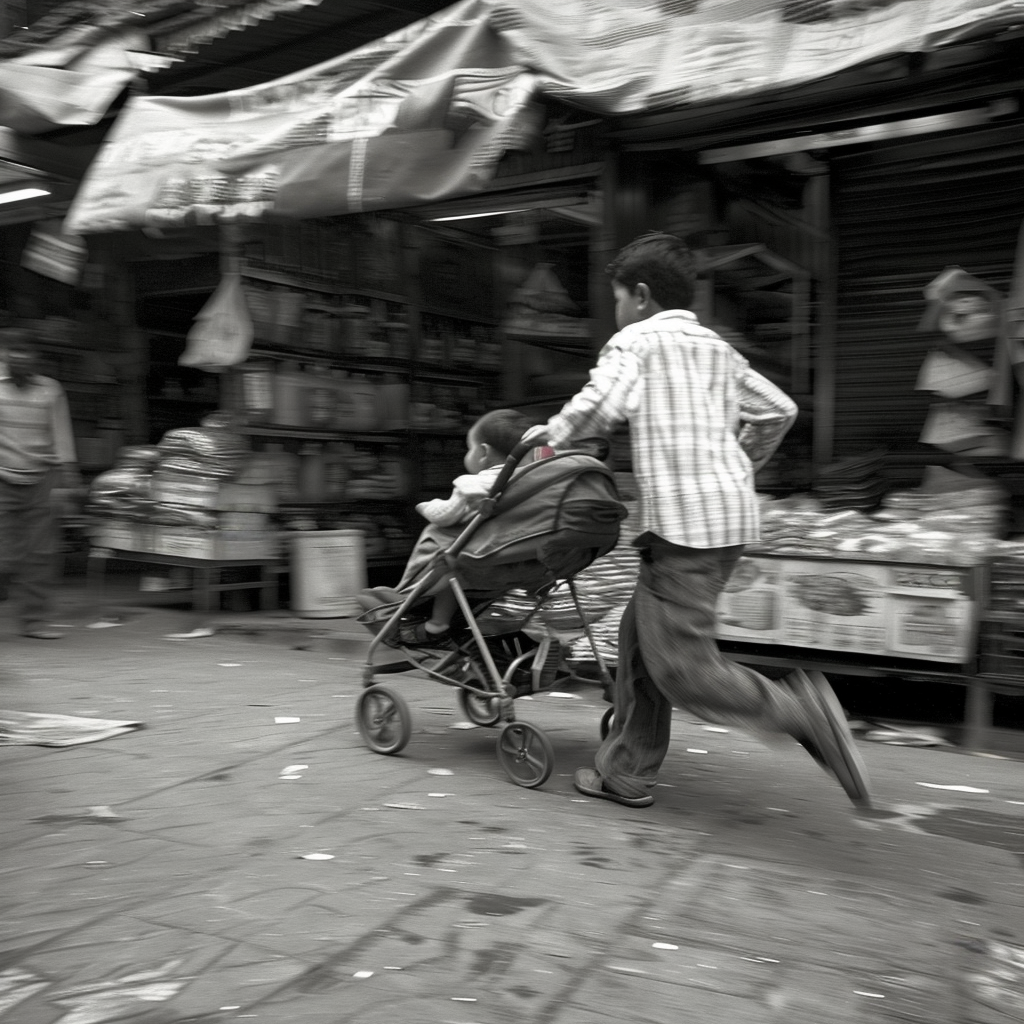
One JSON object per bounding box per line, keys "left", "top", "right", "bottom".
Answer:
{"left": 464, "top": 408, "right": 537, "bottom": 473}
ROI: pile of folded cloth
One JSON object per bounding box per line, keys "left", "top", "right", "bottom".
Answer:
{"left": 813, "top": 450, "right": 887, "bottom": 512}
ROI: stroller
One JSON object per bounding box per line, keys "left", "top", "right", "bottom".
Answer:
{"left": 355, "top": 438, "right": 628, "bottom": 788}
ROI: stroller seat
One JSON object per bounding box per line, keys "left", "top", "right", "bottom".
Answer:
{"left": 354, "top": 443, "right": 627, "bottom": 788}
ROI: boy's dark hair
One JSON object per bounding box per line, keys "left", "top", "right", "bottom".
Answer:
{"left": 606, "top": 231, "right": 697, "bottom": 311}
{"left": 473, "top": 408, "right": 538, "bottom": 456}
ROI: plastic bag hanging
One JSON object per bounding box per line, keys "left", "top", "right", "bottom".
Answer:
{"left": 918, "top": 266, "right": 1000, "bottom": 344}
{"left": 180, "top": 271, "right": 253, "bottom": 371}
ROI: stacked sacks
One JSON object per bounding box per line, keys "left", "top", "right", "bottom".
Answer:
{"left": 149, "top": 413, "right": 252, "bottom": 528}
{"left": 87, "top": 446, "right": 161, "bottom": 519}
{"left": 88, "top": 413, "right": 270, "bottom": 553}
{"left": 154, "top": 411, "right": 251, "bottom": 479}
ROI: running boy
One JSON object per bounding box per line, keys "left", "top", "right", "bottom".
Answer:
{"left": 523, "top": 232, "right": 871, "bottom": 808}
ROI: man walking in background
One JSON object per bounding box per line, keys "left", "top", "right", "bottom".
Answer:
{"left": 0, "top": 326, "right": 79, "bottom": 639}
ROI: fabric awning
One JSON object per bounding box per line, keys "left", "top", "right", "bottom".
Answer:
{"left": 0, "top": 29, "right": 149, "bottom": 134}
{"left": 64, "top": 0, "right": 1024, "bottom": 234}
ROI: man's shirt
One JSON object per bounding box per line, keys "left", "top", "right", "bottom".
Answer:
{"left": 544, "top": 310, "right": 797, "bottom": 549}
{"left": 0, "top": 372, "right": 77, "bottom": 484}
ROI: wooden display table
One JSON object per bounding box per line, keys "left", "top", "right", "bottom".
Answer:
{"left": 87, "top": 546, "right": 283, "bottom": 626}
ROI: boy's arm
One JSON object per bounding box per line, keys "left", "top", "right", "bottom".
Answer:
{"left": 543, "top": 337, "right": 640, "bottom": 448}
{"left": 736, "top": 366, "right": 798, "bottom": 472}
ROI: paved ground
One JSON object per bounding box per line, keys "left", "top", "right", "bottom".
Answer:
{"left": 1, "top": 584, "right": 1023, "bottom": 1024}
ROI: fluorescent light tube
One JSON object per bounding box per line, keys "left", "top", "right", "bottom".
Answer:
{"left": 0, "top": 187, "right": 50, "bottom": 205}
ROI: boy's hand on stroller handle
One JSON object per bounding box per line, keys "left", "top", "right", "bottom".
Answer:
{"left": 488, "top": 433, "right": 546, "bottom": 496}
{"left": 520, "top": 424, "right": 551, "bottom": 448}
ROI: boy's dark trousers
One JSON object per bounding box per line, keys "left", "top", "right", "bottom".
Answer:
{"left": 0, "top": 470, "right": 58, "bottom": 628}
{"left": 594, "top": 536, "right": 800, "bottom": 799}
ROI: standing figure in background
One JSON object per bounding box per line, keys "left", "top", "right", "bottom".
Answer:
{"left": 524, "top": 231, "right": 871, "bottom": 809}
{"left": 0, "top": 327, "right": 80, "bottom": 639}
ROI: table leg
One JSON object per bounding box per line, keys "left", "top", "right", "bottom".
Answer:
{"left": 259, "top": 563, "right": 277, "bottom": 611}
{"left": 191, "top": 566, "right": 214, "bottom": 631}
{"left": 964, "top": 679, "right": 994, "bottom": 753}
{"left": 86, "top": 549, "right": 110, "bottom": 620}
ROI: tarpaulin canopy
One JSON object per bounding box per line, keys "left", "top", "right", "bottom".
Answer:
{"left": 0, "top": 29, "right": 150, "bottom": 135}
{"left": 64, "top": 0, "right": 1024, "bottom": 234}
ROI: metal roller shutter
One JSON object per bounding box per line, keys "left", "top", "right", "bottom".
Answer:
{"left": 830, "top": 121, "right": 1024, "bottom": 483}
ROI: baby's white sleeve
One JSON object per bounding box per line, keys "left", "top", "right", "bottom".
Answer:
{"left": 416, "top": 491, "right": 472, "bottom": 526}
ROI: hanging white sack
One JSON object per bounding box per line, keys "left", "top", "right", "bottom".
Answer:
{"left": 915, "top": 347, "right": 992, "bottom": 399}
{"left": 919, "top": 266, "right": 1001, "bottom": 343}
{"left": 180, "top": 272, "right": 253, "bottom": 372}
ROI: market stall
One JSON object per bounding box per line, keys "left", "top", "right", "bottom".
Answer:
{"left": 13, "top": 0, "right": 1018, "bottom": 753}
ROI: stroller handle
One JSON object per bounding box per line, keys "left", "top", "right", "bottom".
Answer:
{"left": 488, "top": 437, "right": 542, "bottom": 497}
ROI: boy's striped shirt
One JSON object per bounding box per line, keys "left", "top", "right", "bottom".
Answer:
{"left": 545, "top": 310, "right": 797, "bottom": 549}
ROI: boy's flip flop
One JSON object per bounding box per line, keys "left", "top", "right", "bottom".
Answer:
{"left": 573, "top": 768, "right": 654, "bottom": 807}
{"left": 787, "top": 668, "right": 872, "bottom": 809}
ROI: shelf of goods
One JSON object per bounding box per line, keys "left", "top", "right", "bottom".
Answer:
{"left": 27, "top": 317, "right": 125, "bottom": 473}
{"left": 693, "top": 243, "right": 813, "bottom": 398}
{"left": 224, "top": 217, "right": 508, "bottom": 579}
{"left": 500, "top": 261, "right": 595, "bottom": 405}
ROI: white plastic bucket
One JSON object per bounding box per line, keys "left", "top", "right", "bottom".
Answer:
{"left": 290, "top": 529, "right": 367, "bottom": 618}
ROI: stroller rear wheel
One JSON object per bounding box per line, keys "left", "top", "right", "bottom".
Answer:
{"left": 457, "top": 685, "right": 502, "bottom": 727}
{"left": 356, "top": 685, "right": 412, "bottom": 755}
{"left": 496, "top": 722, "right": 554, "bottom": 789}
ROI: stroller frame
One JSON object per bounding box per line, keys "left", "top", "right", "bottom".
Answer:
{"left": 355, "top": 440, "right": 621, "bottom": 788}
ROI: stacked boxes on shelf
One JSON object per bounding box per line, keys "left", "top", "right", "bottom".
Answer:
{"left": 147, "top": 467, "right": 280, "bottom": 561}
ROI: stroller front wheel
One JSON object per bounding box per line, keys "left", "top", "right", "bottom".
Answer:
{"left": 496, "top": 721, "right": 554, "bottom": 789}
{"left": 457, "top": 685, "right": 502, "bottom": 727}
{"left": 356, "top": 685, "right": 412, "bottom": 755}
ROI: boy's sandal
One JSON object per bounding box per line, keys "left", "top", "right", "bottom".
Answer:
{"left": 573, "top": 768, "right": 654, "bottom": 807}
{"left": 786, "top": 668, "right": 872, "bottom": 809}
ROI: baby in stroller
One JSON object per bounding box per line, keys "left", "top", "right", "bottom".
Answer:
{"left": 357, "top": 409, "right": 544, "bottom": 648}
{"left": 353, "top": 412, "right": 628, "bottom": 786}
